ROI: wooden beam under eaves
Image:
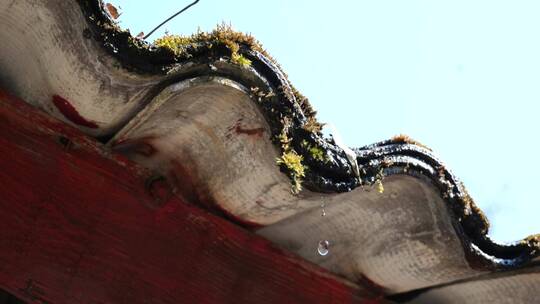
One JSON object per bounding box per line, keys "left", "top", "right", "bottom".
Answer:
{"left": 0, "top": 90, "right": 383, "bottom": 304}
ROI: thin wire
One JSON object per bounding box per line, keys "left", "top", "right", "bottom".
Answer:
{"left": 143, "top": 0, "right": 200, "bottom": 40}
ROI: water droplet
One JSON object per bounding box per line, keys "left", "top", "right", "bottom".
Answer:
{"left": 321, "top": 209, "right": 326, "bottom": 217}
{"left": 318, "top": 240, "right": 330, "bottom": 256}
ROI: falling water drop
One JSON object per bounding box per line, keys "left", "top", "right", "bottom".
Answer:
{"left": 321, "top": 202, "right": 326, "bottom": 217}
{"left": 318, "top": 240, "right": 330, "bottom": 256}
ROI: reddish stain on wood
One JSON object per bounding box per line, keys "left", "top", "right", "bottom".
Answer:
{"left": 0, "top": 90, "right": 383, "bottom": 303}
{"left": 52, "top": 94, "right": 98, "bottom": 129}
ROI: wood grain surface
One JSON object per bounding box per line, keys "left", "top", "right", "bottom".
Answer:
{"left": 0, "top": 90, "right": 383, "bottom": 304}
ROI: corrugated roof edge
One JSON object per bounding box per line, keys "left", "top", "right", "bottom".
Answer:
{"left": 77, "top": 0, "right": 540, "bottom": 268}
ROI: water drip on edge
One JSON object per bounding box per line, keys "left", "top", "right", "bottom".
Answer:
{"left": 318, "top": 240, "right": 330, "bottom": 256}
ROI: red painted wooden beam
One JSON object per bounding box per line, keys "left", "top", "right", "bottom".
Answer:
{"left": 0, "top": 90, "right": 383, "bottom": 304}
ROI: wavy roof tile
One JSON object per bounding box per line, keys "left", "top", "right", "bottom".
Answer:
{"left": 0, "top": 0, "right": 538, "bottom": 302}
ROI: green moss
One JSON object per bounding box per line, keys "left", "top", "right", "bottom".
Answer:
{"left": 375, "top": 167, "right": 385, "bottom": 194}
{"left": 153, "top": 24, "right": 260, "bottom": 68}
{"left": 154, "top": 35, "right": 195, "bottom": 55}
{"left": 278, "top": 130, "right": 291, "bottom": 151}
{"left": 276, "top": 151, "right": 305, "bottom": 177}
{"left": 275, "top": 117, "right": 306, "bottom": 193}
{"left": 276, "top": 151, "right": 306, "bottom": 194}
{"left": 231, "top": 53, "right": 252, "bottom": 67}
{"left": 376, "top": 179, "right": 384, "bottom": 194}
{"left": 300, "top": 139, "right": 327, "bottom": 163}
{"left": 278, "top": 117, "right": 293, "bottom": 145}
{"left": 309, "top": 146, "right": 325, "bottom": 162}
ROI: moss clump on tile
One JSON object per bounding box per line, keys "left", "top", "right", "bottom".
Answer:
{"left": 309, "top": 146, "right": 325, "bottom": 162}
{"left": 153, "top": 24, "right": 263, "bottom": 68}
{"left": 275, "top": 118, "right": 307, "bottom": 193}
{"left": 376, "top": 179, "right": 384, "bottom": 194}
{"left": 276, "top": 151, "right": 305, "bottom": 194}
{"left": 231, "top": 53, "right": 252, "bottom": 67}
{"left": 153, "top": 35, "right": 195, "bottom": 54}
{"left": 302, "top": 116, "right": 324, "bottom": 134}
{"left": 375, "top": 167, "right": 384, "bottom": 194}
{"left": 277, "top": 122, "right": 292, "bottom": 150}
{"left": 391, "top": 134, "right": 432, "bottom": 151}
{"left": 300, "top": 139, "right": 326, "bottom": 163}
{"left": 373, "top": 160, "right": 393, "bottom": 194}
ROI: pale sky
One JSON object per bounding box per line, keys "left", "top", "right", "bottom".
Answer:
{"left": 110, "top": 0, "right": 540, "bottom": 243}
